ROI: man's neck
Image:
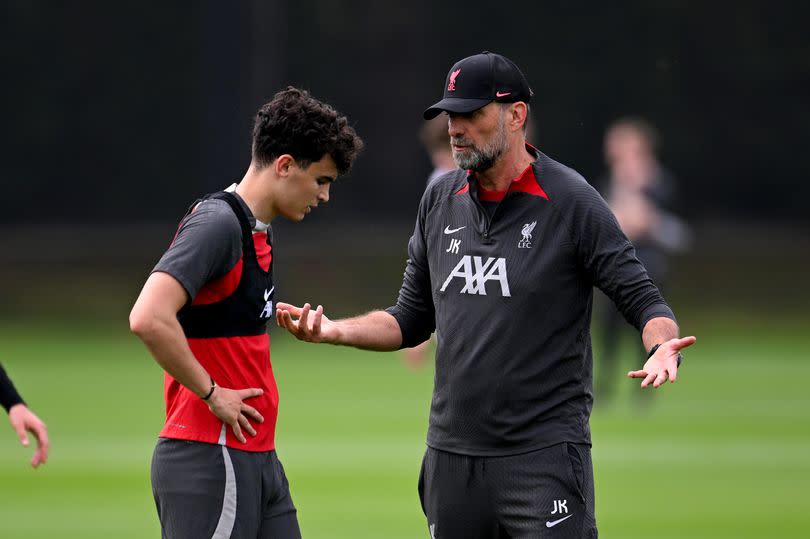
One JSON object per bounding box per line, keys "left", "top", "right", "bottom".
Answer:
{"left": 475, "top": 140, "right": 535, "bottom": 191}
{"left": 235, "top": 166, "right": 277, "bottom": 223}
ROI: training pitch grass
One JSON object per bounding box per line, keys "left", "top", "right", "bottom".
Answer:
{"left": 0, "top": 315, "right": 808, "bottom": 538}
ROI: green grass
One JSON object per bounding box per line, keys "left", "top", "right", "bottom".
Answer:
{"left": 0, "top": 314, "right": 808, "bottom": 538}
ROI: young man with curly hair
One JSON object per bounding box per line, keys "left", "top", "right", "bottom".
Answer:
{"left": 130, "top": 87, "right": 363, "bottom": 539}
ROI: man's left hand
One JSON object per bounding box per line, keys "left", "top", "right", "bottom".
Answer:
{"left": 628, "top": 336, "right": 696, "bottom": 389}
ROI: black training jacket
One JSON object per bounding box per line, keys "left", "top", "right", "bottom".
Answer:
{"left": 387, "top": 146, "right": 675, "bottom": 456}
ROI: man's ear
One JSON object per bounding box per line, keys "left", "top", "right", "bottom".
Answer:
{"left": 509, "top": 103, "right": 528, "bottom": 133}
{"left": 274, "top": 154, "right": 295, "bottom": 176}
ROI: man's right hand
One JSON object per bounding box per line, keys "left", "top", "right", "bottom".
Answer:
{"left": 205, "top": 387, "right": 264, "bottom": 444}
{"left": 276, "top": 302, "right": 403, "bottom": 352}
{"left": 8, "top": 404, "right": 49, "bottom": 468}
{"left": 276, "top": 302, "right": 339, "bottom": 344}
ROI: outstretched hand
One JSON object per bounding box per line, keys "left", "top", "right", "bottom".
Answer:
{"left": 206, "top": 387, "right": 264, "bottom": 444}
{"left": 8, "top": 404, "right": 49, "bottom": 468}
{"left": 628, "top": 336, "right": 697, "bottom": 389}
{"left": 276, "top": 302, "right": 338, "bottom": 344}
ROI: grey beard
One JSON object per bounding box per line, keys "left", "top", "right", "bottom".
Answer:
{"left": 452, "top": 119, "right": 509, "bottom": 172}
{"left": 453, "top": 145, "right": 502, "bottom": 172}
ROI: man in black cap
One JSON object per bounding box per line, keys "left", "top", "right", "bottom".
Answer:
{"left": 276, "top": 52, "right": 696, "bottom": 538}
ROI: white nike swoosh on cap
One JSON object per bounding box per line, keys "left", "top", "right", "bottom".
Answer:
{"left": 444, "top": 225, "right": 466, "bottom": 234}
{"left": 545, "top": 514, "right": 573, "bottom": 528}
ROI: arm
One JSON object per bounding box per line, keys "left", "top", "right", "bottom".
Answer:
{"left": 1, "top": 363, "right": 49, "bottom": 468}
{"left": 568, "top": 179, "right": 696, "bottom": 388}
{"left": 129, "top": 272, "right": 264, "bottom": 443}
{"left": 276, "top": 188, "right": 436, "bottom": 352}
{"left": 275, "top": 302, "right": 403, "bottom": 351}
{"left": 574, "top": 184, "right": 674, "bottom": 330}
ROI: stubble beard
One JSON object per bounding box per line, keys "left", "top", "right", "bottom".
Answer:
{"left": 451, "top": 114, "right": 510, "bottom": 172}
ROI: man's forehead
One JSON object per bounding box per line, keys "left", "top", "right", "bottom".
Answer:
{"left": 307, "top": 154, "right": 338, "bottom": 176}
{"left": 449, "top": 101, "right": 500, "bottom": 117}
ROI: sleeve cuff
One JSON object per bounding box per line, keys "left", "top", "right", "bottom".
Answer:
{"left": 385, "top": 305, "right": 433, "bottom": 349}
{"left": 0, "top": 375, "right": 25, "bottom": 413}
{"left": 637, "top": 303, "right": 676, "bottom": 331}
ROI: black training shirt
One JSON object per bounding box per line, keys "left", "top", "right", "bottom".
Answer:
{"left": 387, "top": 146, "right": 675, "bottom": 456}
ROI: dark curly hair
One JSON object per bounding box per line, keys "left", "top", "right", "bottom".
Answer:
{"left": 251, "top": 87, "right": 363, "bottom": 175}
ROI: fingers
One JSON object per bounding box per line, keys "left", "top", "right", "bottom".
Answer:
{"left": 231, "top": 421, "right": 246, "bottom": 444}
{"left": 279, "top": 310, "right": 296, "bottom": 331}
{"left": 238, "top": 414, "right": 256, "bottom": 438}
{"left": 640, "top": 371, "right": 657, "bottom": 388}
{"left": 298, "top": 303, "right": 311, "bottom": 333}
{"left": 276, "top": 304, "right": 300, "bottom": 331}
{"left": 207, "top": 387, "right": 265, "bottom": 444}
{"left": 652, "top": 369, "right": 669, "bottom": 388}
{"left": 32, "top": 448, "right": 46, "bottom": 468}
{"left": 673, "top": 336, "right": 697, "bottom": 350}
{"left": 232, "top": 405, "right": 262, "bottom": 443}
{"left": 231, "top": 410, "right": 262, "bottom": 443}
{"left": 631, "top": 368, "right": 674, "bottom": 388}
{"left": 275, "top": 307, "right": 285, "bottom": 328}
{"left": 231, "top": 404, "right": 264, "bottom": 443}
{"left": 237, "top": 388, "right": 264, "bottom": 400}
{"left": 277, "top": 308, "right": 296, "bottom": 330}
{"left": 311, "top": 305, "right": 323, "bottom": 336}
{"left": 276, "top": 302, "right": 325, "bottom": 342}
{"left": 241, "top": 404, "right": 264, "bottom": 424}
{"left": 275, "top": 306, "right": 297, "bottom": 330}
{"left": 10, "top": 418, "right": 29, "bottom": 447}
{"left": 668, "top": 364, "right": 678, "bottom": 383}
{"left": 297, "top": 303, "right": 323, "bottom": 337}
{"left": 276, "top": 301, "right": 321, "bottom": 338}
{"left": 275, "top": 302, "right": 303, "bottom": 316}
{"left": 29, "top": 421, "right": 49, "bottom": 467}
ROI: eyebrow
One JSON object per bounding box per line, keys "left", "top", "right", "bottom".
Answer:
{"left": 318, "top": 175, "right": 337, "bottom": 183}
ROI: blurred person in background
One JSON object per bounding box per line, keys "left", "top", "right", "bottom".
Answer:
{"left": 422, "top": 114, "right": 457, "bottom": 186}
{"left": 595, "top": 117, "right": 690, "bottom": 406}
{"left": 129, "top": 87, "right": 363, "bottom": 539}
{"left": 402, "top": 116, "right": 457, "bottom": 368}
{"left": 276, "top": 52, "right": 695, "bottom": 538}
{"left": 1, "top": 361, "right": 48, "bottom": 468}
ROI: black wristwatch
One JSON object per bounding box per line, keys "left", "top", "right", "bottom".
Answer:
{"left": 647, "top": 343, "right": 683, "bottom": 367}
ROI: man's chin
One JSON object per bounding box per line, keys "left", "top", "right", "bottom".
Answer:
{"left": 462, "top": 161, "right": 495, "bottom": 173}
{"left": 453, "top": 156, "right": 476, "bottom": 170}
{"left": 282, "top": 211, "right": 306, "bottom": 222}
{"left": 454, "top": 153, "right": 493, "bottom": 172}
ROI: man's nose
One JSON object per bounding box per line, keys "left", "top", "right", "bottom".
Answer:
{"left": 447, "top": 116, "right": 463, "bottom": 138}
{"left": 318, "top": 185, "right": 330, "bottom": 203}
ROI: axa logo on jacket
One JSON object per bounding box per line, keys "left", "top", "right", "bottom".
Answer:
{"left": 439, "top": 255, "right": 511, "bottom": 297}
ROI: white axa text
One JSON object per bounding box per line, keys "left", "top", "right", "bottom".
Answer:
{"left": 440, "top": 256, "right": 511, "bottom": 297}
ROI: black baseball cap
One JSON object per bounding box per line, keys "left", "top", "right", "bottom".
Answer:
{"left": 423, "top": 51, "right": 533, "bottom": 120}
